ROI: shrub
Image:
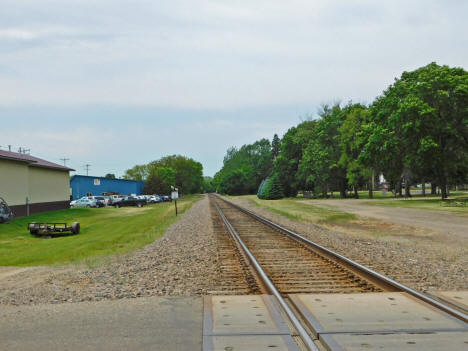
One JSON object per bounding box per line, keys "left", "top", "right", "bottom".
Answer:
{"left": 257, "top": 174, "right": 284, "bottom": 200}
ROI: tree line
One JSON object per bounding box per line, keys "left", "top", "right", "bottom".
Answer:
{"left": 214, "top": 63, "right": 468, "bottom": 199}
{"left": 123, "top": 155, "right": 205, "bottom": 195}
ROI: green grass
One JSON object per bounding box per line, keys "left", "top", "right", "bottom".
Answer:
{"left": 297, "top": 190, "right": 468, "bottom": 200}
{"left": 296, "top": 191, "right": 393, "bottom": 200}
{"left": 0, "top": 195, "right": 202, "bottom": 266}
{"left": 362, "top": 198, "right": 468, "bottom": 213}
{"left": 238, "top": 195, "right": 356, "bottom": 224}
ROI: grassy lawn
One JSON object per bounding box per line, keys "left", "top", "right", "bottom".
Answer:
{"left": 297, "top": 190, "right": 468, "bottom": 200}
{"left": 296, "top": 191, "right": 393, "bottom": 200}
{"left": 0, "top": 195, "right": 202, "bottom": 266}
{"left": 238, "top": 195, "right": 356, "bottom": 224}
{"left": 361, "top": 198, "right": 468, "bottom": 213}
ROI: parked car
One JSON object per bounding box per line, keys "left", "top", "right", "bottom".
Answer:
{"left": 109, "top": 195, "right": 123, "bottom": 204}
{"left": 71, "top": 198, "right": 98, "bottom": 208}
{"left": 154, "top": 195, "right": 163, "bottom": 203}
{"left": 138, "top": 195, "right": 149, "bottom": 203}
{"left": 147, "top": 195, "right": 162, "bottom": 203}
{"left": 101, "top": 195, "right": 112, "bottom": 206}
{"left": 80, "top": 196, "right": 106, "bottom": 207}
{"left": 114, "top": 196, "right": 146, "bottom": 208}
{"left": 93, "top": 196, "right": 107, "bottom": 207}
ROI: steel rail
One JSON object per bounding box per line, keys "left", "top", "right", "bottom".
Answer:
{"left": 212, "top": 198, "right": 320, "bottom": 351}
{"left": 214, "top": 194, "right": 468, "bottom": 324}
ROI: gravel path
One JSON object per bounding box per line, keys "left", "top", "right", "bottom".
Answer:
{"left": 304, "top": 199, "right": 468, "bottom": 246}
{"left": 229, "top": 198, "right": 468, "bottom": 292}
{"left": 0, "top": 196, "right": 236, "bottom": 306}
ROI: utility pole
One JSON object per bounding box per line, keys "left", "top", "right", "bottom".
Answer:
{"left": 18, "top": 147, "right": 31, "bottom": 155}
{"left": 84, "top": 164, "right": 91, "bottom": 176}
{"left": 60, "top": 158, "right": 70, "bottom": 166}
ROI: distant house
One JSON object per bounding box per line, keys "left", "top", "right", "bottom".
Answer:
{"left": 0, "top": 150, "right": 74, "bottom": 217}
{"left": 70, "top": 175, "right": 144, "bottom": 200}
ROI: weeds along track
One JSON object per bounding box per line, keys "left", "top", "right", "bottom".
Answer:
{"left": 210, "top": 195, "right": 383, "bottom": 295}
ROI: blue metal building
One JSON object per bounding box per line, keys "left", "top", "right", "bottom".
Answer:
{"left": 70, "top": 175, "right": 145, "bottom": 200}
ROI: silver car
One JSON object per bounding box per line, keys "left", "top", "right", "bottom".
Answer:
{"left": 70, "top": 198, "right": 98, "bottom": 208}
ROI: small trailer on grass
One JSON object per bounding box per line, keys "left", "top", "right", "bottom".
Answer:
{"left": 28, "top": 222, "right": 80, "bottom": 238}
{"left": 0, "top": 197, "right": 13, "bottom": 223}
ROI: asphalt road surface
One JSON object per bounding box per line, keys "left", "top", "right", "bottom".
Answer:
{"left": 0, "top": 297, "right": 202, "bottom": 351}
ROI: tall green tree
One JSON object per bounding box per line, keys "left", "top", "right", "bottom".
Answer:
{"left": 201, "top": 176, "right": 216, "bottom": 193}
{"left": 152, "top": 155, "right": 203, "bottom": 194}
{"left": 363, "top": 62, "right": 468, "bottom": 198}
{"left": 298, "top": 104, "right": 348, "bottom": 198}
{"left": 214, "top": 139, "right": 273, "bottom": 195}
{"left": 123, "top": 164, "right": 150, "bottom": 181}
{"left": 143, "top": 167, "right": 175, "bottom": 195}
{"left": 272, "top": 134, "right": 281, "bottom": 159}
{"left": 338, "top": 103, "right": 372, "bottom": 198}
{"left": 274, "top": 120, "right": 316, "bottom": 197}
{"left": 124, "top": 155, "right": 204, "bottom": 194}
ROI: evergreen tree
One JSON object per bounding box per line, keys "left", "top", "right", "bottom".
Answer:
{"left": 257, "top": 179, "right": 267, "bottom": 199}
{"left": 272, "top": 134, "right": 281, "bottom": 159}
{"left": 266, "top": 173, "right": 284, "bottom": 199}
{"left": 258, "top": 174, "right": 284, "bottom": 200}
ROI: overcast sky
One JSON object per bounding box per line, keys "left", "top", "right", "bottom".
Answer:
{"left": 1, "top": 1, "right": 467, "bottom": 176}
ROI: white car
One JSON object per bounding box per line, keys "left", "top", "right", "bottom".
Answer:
{"left": 148, "top": 195, "right": 162, "bottom": 203}
{"left": 109, "top": 195, "right": 123, "bottom": 204}
{"left": 71, "top": 198, "right": 98, "bottom": 208}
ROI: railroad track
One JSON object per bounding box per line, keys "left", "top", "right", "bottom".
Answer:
{"left": 208, "top": 194, "right": 468, "bottom": 351}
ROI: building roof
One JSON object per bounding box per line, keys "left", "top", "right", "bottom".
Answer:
{"left": 0, "top": 150, "right": 74, "bottom": 171}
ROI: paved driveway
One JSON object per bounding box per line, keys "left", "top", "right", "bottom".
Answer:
{"left": 0, "top": 297, "right": 202, "bottom": 351}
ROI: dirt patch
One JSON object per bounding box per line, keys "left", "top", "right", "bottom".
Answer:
{"left": 0, "top": 266, "right": 72, "bottom": 292}
{"left": 105, "top": 206, "right": 155, "bottom": 217}
{"left": 323, "top": 217, "right": 436, "bottom": 241}
{"left": 305, "top": 199, "right": 468, "bottom": 248}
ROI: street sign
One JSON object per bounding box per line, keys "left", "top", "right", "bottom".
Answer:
{"left": 171, "top": 186, "right": 179, "bottom": 216}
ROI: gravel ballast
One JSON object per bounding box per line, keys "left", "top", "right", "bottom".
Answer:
{"left": 1, "top": 195, "right": 466, "bottom": 306}
{"left": 229, "top": 197, "right": 468, "bottom": 292}
{"left": 0, "top": 196, "right": 236, "bottom": 305}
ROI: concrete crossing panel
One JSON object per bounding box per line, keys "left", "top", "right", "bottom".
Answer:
{"left": 289, "top": 292, "right": 467, "bottom": 335}
{"left": 320, "top": 331, "right": 468, "bottom": 351}
{"left": 203, "top": 335, "right": 301, "bottom": 351}
{"left": 203, "top": 295, "right": 290, "bottom": 336}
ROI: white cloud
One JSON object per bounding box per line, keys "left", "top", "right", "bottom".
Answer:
{"left": 0, "top": 1, "right": 467, "bottom": 108}
{"left": 0, "top": 29, "right": 37, "bottom": 40}
{"left": 0, "top": 1, "right": 467, "bottom": 175}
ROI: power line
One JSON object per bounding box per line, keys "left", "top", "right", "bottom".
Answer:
{"left": 60, "top": 158, "right": 70, "bottom": 166}
{"left": 84, "top": 164, "right": 91, "bottom": 176}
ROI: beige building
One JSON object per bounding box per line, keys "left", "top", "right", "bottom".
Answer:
{"left": 0, "top": 150, "right": 74, "bottom": 217}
